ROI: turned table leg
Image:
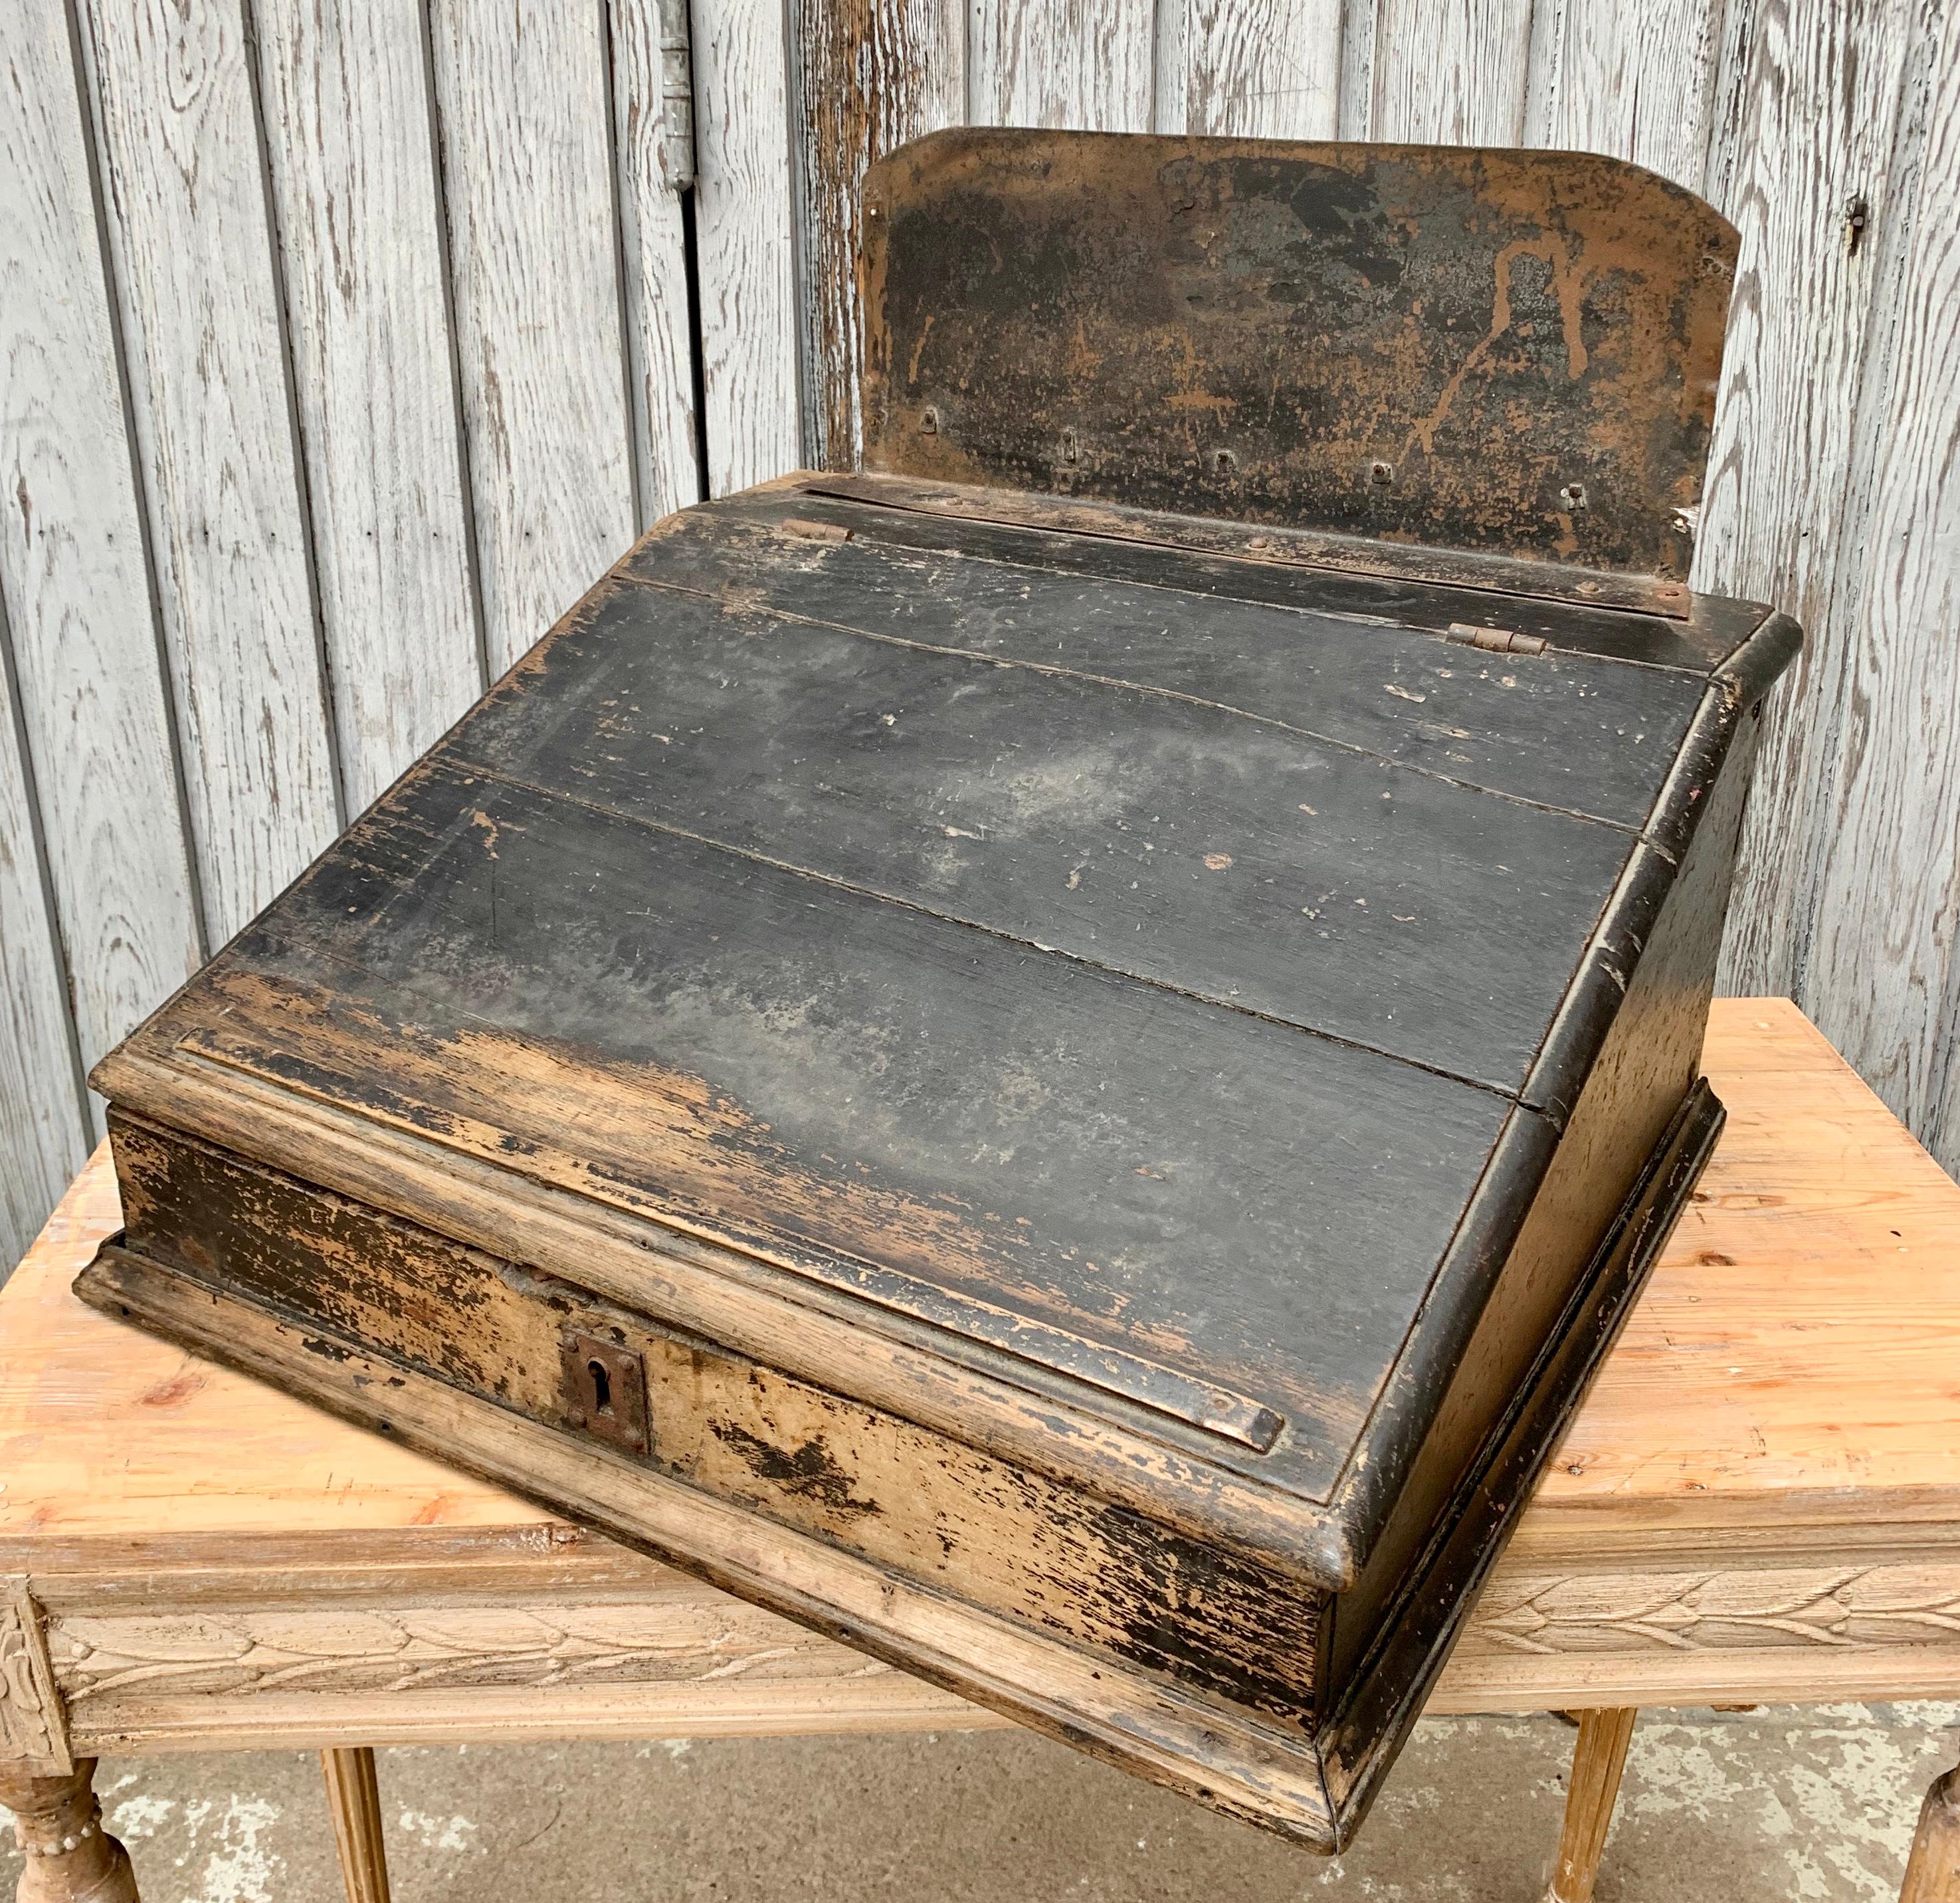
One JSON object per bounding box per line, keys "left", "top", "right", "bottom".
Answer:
{"left": 320, "top": 1749, "right": 391, "bottom": 1903}
{"left": 1902, "top": 1759, "right": 1960, "bottom": 1903}
{"left": 0, "top": 1760, "right": 139, "bottom": 1903}
{"left": 1545, "top": 1707, "right": 1638, "bottom": 1903}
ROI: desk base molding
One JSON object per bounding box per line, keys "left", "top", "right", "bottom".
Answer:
{"left": 16, "top": 1547, "right": 1960, "bottom": 1757}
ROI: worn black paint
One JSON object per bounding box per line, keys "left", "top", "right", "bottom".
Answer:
{"left": 82, "top": 130, "right": 1802, "bottom": 1855}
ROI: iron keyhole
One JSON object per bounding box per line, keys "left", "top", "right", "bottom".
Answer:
{"left": 587, "top": 1357, "right": 613, "bottom": 1414}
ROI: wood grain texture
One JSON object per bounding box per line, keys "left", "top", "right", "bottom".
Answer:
{"left": 320, "top": 1748, "right": 391, "bottom": 1903}
{"left": 1545, "top": 1708, "right": 1635, "bottom": 1903}
{"left": 75, "top": 0, "right": 340, "bottom": 947}
{"left": 692, "top": 0, "right": 804, "bottom": 491}
{"left": 1698, "top": 0, "right": 1917, "bottom": 999}
{"left": 0, "top": 0, "right": 203, "bottom": 1097}
{"left": 252, "top": 0, "right": 486, "bottom": 813}
{"left": 424, "top": 0, "right": 637, "bottom": 675}
{"left": 610, "top": 0, "right": 707, "bottom": 522}
{"left": 1902, "top": 1761, "right": 1960, "bottom": 1903}
{"left": 1525, "top": 0, "right": 1721, "bottom": 187}
{"left": 795, "top": 0, "right": 963, "bottom": 468}
{"left": 0, "top": 609, "right": 88, "bottom": 1270}
{"left": 1807, "top": 3, "right": 1960, "bottom": 1173}
{"left": 1361, "top": 0, "right": 1534, "bottom": 144}
{"left": 968, "top": 0, "right": 1156, "bottom": 131}
{"left": 1159, "top": 0, "right": 1342, "bottom": 139}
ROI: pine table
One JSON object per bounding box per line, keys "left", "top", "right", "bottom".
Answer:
{"left": 4, "top": 999, "right": 1958, "bottom": 1903}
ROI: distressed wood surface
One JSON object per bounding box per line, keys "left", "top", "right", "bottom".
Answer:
{"left": 76, "top": 0, "right": 341, "bottom": 946}
{"left": 611, "top": 0, "right": 706, "bottom": 522}
{"left": 1525, "top": 0, "right": 1721, "bottom": 186}
{"left": 1159, "top": 0, "right": 1341, "bottom": 138}
{"left": 968, "top": 0, "right": 1157, "bottom": 131}
{"left": 0, "top": 625, "right": 86, "bottom": 1268}
{"left": 0, "top": 0, "right": 203, "bottom": 1100}
{"left": 1362, "top": 0, "right": 1535, "bottom": 144}
{"left": 1808, "top": 4, "right": 1960, "bottom": 1161}
{"left": 153, "top": 749, "right": 1518, "bottom": 1473}
{"left": 1699, "top": 0, "right": 1919, "bottom": 1001}
{"left": 254, "top": 0, "right": 486, "bottom": 812}
{"left": 425, "top": 0, "right": 637, "bottom": 676}
{"left": 692, "top": 0, "right": 805, "bottom": 491}
{"left": 11, "top": 1002, "right": 1960, "bottom": 1761}
{"left": 795, "top": 0, "right": 963, "bottom": 468}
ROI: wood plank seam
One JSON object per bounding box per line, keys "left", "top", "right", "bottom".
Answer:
{"left": 235, "top": 0, "right": 350, "bottom": 834}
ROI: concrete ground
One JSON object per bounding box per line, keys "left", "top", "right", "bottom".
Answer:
{"left": 5, "top": 1704, "right": 1956, "bottom": 1901}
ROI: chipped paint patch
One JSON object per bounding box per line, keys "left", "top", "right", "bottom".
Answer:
{"left": 108, "top": 1792, "right": 178, "bottom": 1841}
{"left": 397, "top": 1808, "right": 478, "bottom": 1853}
{"left": 191, "top": 1794, "right": 284, "bottom": 1903}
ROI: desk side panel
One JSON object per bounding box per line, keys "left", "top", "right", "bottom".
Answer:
{"left": 1320, "top": 700, "right": 1763, "bottom": 1709}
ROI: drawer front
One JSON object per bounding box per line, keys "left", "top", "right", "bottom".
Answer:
{"left": 111, "top": 1114, "right": 1325, "bottom": 1727}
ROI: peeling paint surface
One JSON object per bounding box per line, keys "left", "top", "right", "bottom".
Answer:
{"left": 4, "top": 1707, "right": 1955, "bottom": 1900}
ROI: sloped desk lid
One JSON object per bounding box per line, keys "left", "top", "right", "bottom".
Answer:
{"left": 98, "top": 478, "right": 1793, "bottom": 1582}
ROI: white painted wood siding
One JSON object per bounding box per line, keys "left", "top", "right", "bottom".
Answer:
{"left": 0, "top": 0, "right": 203, "bottom": 1104}
{"left": 6, "top": 1, "right": 1960, "bottom": 1266}
{"left": 254, "top": 0, "right": 486, "bottom": 813}
{"left": 426, "top": 0, "right": 640, "bottom": 676}
{"left": 77, "top": 0, "right": 343, "bottom": 945}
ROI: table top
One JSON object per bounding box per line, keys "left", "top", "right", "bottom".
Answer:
{"left": 5, "top": 997, "right": 1958, "bottom": 1580}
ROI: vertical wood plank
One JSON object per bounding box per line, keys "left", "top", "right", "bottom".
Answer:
{"left": 611, "top": 0, "right": 708, "bottom": 522}
{"left": 426, "top": 0, "right": 638, "bottom": 675}
{"left": 1165, "top": 0, "right": 1342, "bottom": 140}
{"left": 969, "top": 0, "right": 1157, "bottom": 132}
{"left": 796, "top": 0, "right": 963, "bottom": 469}
{"left": 692, "top": 0, "right": 804, "bottom": 492}
{"left": 77, "top": 0, "right": 340, "bottom": 947}
{"left": 0, "top": 0, "right": 203, "bottom": 1086}
{"left": 1696, "top": 0, "right": 1918, "bottom": 1000}
{"left": 1525, "top": 0, "right": 1721, "bottom": 187}
{"left": 1807, "top": 3, "right": 1960, "bottom": 1169}
{"left": 253, "top": 0, "right": 486, "bottom": 814}
{"left": 0, "top": 603, "right": 89, "bottom": 1268}
{"left": 1363, "top": 0, "right": 1534, "bottom": 144}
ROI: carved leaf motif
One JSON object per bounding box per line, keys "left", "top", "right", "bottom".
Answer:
{"left": 48, "top": 1599, "right": 901, "bottom": 1703}
{"left": 1460, "top": 1563, "right": 1960, "bottom": 1657}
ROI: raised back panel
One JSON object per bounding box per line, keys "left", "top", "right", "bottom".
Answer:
{"left": 859, "top": 131, "right": 1737, "bottom": 579}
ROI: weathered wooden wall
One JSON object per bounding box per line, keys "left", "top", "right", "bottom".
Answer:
{"left": 3, "top": 0, "right": 1958, "bottom": 1262}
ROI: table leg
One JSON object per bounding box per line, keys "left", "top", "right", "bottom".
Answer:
{"left": 1544, "top": 1707, "right": 1638, "bottom": 1903}
{"left": 0, "top": 1759, "right": 140, "bottom": 1903}
{"left": 1901, "top": 1759, "right": 1960, "bottom": 1902}
{"left": 320, "top": 1750, "right": 391, "bottom": 1903}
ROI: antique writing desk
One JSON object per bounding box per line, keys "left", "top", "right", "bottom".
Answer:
{"left": 5, "top": 1000, "right": 1959, "bottom": 1903}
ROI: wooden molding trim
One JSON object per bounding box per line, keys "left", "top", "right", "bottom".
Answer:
{"left": 1460, "top": 1556, "right": 1960, "bottom": 1659}
{"left": 31, "top": 1548, "right": 1960, "bottom": 1757}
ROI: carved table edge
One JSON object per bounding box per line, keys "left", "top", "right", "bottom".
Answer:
{"left": 1, "top": 1575, "right": 74, "bottom": 1775}
{"left": 5, "top": 1540, "right": 1958, "bottom": 1757}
